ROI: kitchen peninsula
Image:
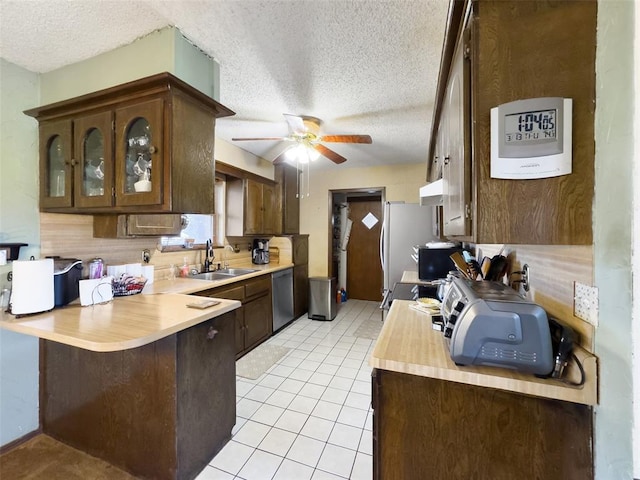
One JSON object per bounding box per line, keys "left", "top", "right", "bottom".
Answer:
{"left": 0, "top": 286, "right": 242, "bottom": 480}
{"left": 370, "top": 299, "right": 597, "bottom": 480}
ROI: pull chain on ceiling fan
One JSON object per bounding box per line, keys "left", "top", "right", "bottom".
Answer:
{"left": 231, "top": 113, "right": 372, "bottom": 165}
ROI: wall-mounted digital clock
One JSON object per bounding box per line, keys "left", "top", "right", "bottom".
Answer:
{"left": 490, "top": 97, "right": 572, "bottom": 179}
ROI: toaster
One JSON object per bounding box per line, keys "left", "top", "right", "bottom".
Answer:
{"left": 441, "top": 277, "right": 553, "bottom": 375}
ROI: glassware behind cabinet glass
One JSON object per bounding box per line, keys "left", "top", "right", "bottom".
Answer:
{"left": 82, "top": 128, "right": 105, "bottom": 197}
{"left": 124, "top": 118, "right": 153, "bottom": 193}
{"left": 48, "top": 136, "right": 65, "bottom": 197}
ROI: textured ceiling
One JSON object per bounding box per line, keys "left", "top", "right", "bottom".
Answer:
{"left": 0, "top": 0, "right": 449, "bottom": 171}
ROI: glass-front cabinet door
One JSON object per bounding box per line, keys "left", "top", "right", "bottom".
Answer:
{"left": 74, "top": 111, "right": 113, "bottom": 208}
{"left": 115, "top": 98, "right": 164, "bottom": 207}
{"left": 39, "top": 119, "right": 73, "bottom": 209}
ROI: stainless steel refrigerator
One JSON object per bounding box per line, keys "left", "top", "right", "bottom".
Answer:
{"left": 379, "top": 202, "right": 437, "bottom": 294}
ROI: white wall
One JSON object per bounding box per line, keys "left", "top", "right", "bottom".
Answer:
{"left": 594, "top": 0, "right": 636, "bottom": 478}
{"left": 0, "top": 59, "right": 41, "bottom": 445}
{"left": 634, "top": 0, "right": 640, "bottom": 475}
{"left": 40, "top": 27, "right": 219, "bottom": 104}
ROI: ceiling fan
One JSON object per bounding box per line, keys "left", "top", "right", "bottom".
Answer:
{"left": 231, "top": 114, "right": 372, "bottom": 165}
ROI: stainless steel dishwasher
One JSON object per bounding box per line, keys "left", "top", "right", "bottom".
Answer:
{"left": 272, "top": 268, "right": 294, "bottom": 332}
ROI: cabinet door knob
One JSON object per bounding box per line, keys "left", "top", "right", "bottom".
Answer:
{"left": 69, "top": 158, "right": 77, "bottom": 166}
{"left": 443, "top": 156, "right": 450, "bottom": 165}
{"left": 149, "top": 145, "right": 157, "bottom": 154}
{"left": 207, "top": 327, "right": 219, "bottom": 340}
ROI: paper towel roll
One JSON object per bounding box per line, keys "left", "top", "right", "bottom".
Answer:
{"left": 107, "top": 265, "right": 127, "bottom": 277}
{"left": 141, "top": 265, "right": 155, "bottom": 284}
{"left": 125, "top": 263, "right": 142, "bottom": 276}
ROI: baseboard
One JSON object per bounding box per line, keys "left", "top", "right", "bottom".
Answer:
{"left": 0, "top": 428, "right": 42, "bottom": 455}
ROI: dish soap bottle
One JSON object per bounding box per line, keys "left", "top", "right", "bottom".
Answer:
{"left": 180, "top": 257, "right": 189, "bottom": 278}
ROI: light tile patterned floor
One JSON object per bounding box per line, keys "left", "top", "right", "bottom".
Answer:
{"left": 196, "top": 299, "right": 381, "bottom": 480}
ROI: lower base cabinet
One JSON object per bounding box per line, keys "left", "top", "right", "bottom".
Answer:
{"left": 41, "top": 312, "right": 237, "bottom": 480}
{"left": 372, "top": 369, "right": 593, "bottom": 480}
{"left": 293, "top": 264, "right": 308, "bottom": 319}
{"left": 197, "top": 274, "right": 273, "bottom": 358}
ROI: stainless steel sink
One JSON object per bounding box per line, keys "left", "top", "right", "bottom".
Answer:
{"left": 190, "top": 268, "right": 258, "bottom": 281}
{"left": 215, "top": 268, "right": 259, "bottom": 275}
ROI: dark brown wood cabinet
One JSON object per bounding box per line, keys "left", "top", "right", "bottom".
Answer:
{"left": 428, "top": 0, "right": 596, "bottom": 244}
{"left": 293, "top": 263, "right": 309, "bottom": 319}
{"left": 372, "top": 368, "right": 593, "bottom": 480}
{"left": 226, "top": 177, "right": 278, "bottom": 236}
{"left": 41, "top": 312, "right": 236, "bottom": 480}
{"left": 196, "top": 275, "right": 273, "bottom": 358}
{"left": 274, "top": 164, "right": 301, "bottom": 234}
{"left": 276, "top": 234, "right": 308, "bottom": 318}
{"left": 25, "top": 72, "right": 234, "bottom": 216}
{"left": 291, "top": 235, "right": 309, "bottom": 318}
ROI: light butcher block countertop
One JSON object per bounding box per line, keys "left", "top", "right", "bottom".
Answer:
{"left": 400, "top": 270, "right": 442, "bottom": 285}
{"left": 0, "top": 295, "right": 241, "bottom": 352}
{"left": 143, "top": 263, "right": 293, "bottom": 295}
{"left": 371, "top": 299, "right": 598, "bottom": 405}
{"left": 0, "top": 263, "right": 293, "bottom": 352}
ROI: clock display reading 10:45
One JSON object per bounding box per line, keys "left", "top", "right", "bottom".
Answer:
{"left": 504, "top": 109, "right": 557, "bottom": 143}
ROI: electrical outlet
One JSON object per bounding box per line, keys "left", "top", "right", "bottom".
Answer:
{"left": 574, "top": 282, "right": 599, "bottom": 326}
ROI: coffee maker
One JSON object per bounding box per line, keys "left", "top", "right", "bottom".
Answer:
{"left": 252, "top": 239, "right": 270, "bottom": 265}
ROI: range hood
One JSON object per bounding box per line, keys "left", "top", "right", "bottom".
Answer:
{"left": 419, "top": 179, "right": 444, "bottom": 206}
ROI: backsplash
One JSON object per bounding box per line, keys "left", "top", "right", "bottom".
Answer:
{"left": 40, "top": 213, "right": 287, "bottom": 281}
{"left": 476, "top": 243, "right": 594, "bottom": 352}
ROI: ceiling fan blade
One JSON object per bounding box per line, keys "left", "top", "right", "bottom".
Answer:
{"left": 314, "top": 144, "right": 347, "bottom": 164}
{"left": 283, "top": 114, "right": 307, "bottom": 135}
{"left": 319, "top": 135, "right": 372, "bottom": 144}
{"left": 231, "top": 137, "right": 288, "bottom": 141}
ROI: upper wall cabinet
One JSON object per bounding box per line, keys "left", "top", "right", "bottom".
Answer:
{"left": 25, "top": 72, "right": 234, "bottom": 215}
{"left": 275, "top": 164, "right": 301, "bottom": 235}
{"left": 427, "top": 0, "right": 596, "bottom": 244}
{"left": 226, "top": 177, "right": 278, "bottom": 236}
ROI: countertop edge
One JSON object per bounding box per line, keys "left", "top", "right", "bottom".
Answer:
{"left": 1, "top": 296, "right": 242, "bottom": 352}
{"left": 371, "top": 300, "right": 598, "bottom": 406}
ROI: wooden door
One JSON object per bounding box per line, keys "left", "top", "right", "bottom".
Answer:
{"left": 346, "top": 197, "right": 383, "bottom": 301}
{"left": 244, "top": 294, "right": 272, "bottom": 351}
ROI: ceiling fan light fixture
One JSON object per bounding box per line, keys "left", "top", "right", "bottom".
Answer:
{"left": 286, "top": 143, "right": 319, "bottom": 164}
{"left": 233, "top": 113, "right": 370, "bottom": 165}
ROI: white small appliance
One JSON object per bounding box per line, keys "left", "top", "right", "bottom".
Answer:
{"left": 10, "top": 258, "right": 55, "bottom": 316}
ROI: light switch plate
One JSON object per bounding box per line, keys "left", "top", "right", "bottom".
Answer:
{"left": 574, "top": 281, "right": 599, "bottom": 326}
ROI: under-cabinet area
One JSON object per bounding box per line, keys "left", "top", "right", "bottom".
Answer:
{"left": 218, "top": 161, "right": 301, "bottom": 237}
